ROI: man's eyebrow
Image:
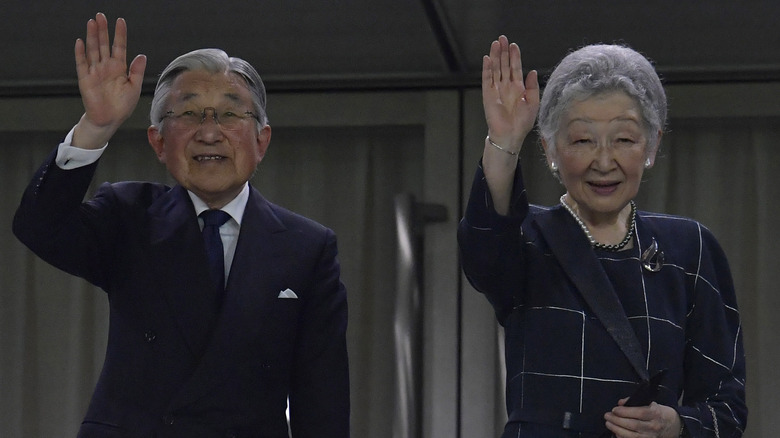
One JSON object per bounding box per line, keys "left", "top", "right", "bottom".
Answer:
{"left": 565, "top": 115, "right": 641, "bottom": 126}
{"left": 176, "top": 92, "right": 243, "bottom": 103}
{"left": 224, "top": 93, "right": 242, "bottom": 103}
{"left": 178, "top": 92, "right": 198, "bottom": 102}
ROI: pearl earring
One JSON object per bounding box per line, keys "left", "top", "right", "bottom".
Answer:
{"left": 550, "top": 162, "right": 558, "bottom": 172}
{"left": 644, "top": 158, "right": 652, "bottom": 168}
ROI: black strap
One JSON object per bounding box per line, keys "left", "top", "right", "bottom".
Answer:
{"left": 534, "top": 208, "right": 650, "bottom": 381}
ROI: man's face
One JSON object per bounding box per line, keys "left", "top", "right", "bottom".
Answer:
{"left": 147, "top": 70, "right": 271, "bottom": 208}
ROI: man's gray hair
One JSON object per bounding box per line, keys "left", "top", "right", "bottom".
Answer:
{"left": 150, "top": 48, "right": 268, "bottom": 128}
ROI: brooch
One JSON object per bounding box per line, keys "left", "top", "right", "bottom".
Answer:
{"left": 641, "top": 238, "right": 664, "bottom": 272}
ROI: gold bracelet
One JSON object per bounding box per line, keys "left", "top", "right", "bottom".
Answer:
{"left": 486, "top": 136, "right": 519, "bottom": 156}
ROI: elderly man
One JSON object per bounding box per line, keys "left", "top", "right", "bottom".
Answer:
{"left": 13, "top": 13, "right": 349, "bottom": 438}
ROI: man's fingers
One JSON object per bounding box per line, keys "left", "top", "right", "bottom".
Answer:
{"left": 112, "top": 18, "right": 128, "bottom": 63}
{"left": 128, "top": 54, "right": 148, "bottom": 87}
{"left": 85, "top": 19, "right": 100, "bottom": 66}
{"left": 96, "top": 13, "right": 111, "bottom": 61}
{"left": 75, "top": 38, "right": 89, "bottom": 79}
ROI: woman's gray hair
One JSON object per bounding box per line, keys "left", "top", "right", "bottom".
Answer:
{"left": 538, "top": 44, "right": 667, "bottom": 154}
{"left": 149, "top": 48, "right": 268, "bottom": 128}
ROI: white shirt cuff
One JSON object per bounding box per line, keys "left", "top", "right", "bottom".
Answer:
{"left": 55, "top": 126, "right": 108, "bottom": 169}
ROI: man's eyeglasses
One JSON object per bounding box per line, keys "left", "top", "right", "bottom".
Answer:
{"left": 161, "top": 107, "right": 260, "bottom": 131}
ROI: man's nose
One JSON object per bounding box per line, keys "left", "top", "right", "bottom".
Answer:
{"left": 196, "top": 110, "right": 224, "bottom": 141}
{"left": 201, "top": 108, "right": 221, "bottom": 126}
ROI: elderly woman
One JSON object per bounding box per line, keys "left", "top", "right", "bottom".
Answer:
{"left": 458, "top": 36, "right": 747, "bottom": 438}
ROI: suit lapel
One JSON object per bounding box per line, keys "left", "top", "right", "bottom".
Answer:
{"left": 534, "top": 206, "right": 650, "bottom": 381}
{"left": 223, "top": 189, "right": 288, "bottom": 328}
{"left": 147, "top": 186, "right": 218, "bottom": 358}
{"left": 168, "top": 187, "right": 289, "bottom": 407}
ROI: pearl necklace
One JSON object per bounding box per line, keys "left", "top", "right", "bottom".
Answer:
{"left": 559, "top": 195, "right": 637, "bottom": 252}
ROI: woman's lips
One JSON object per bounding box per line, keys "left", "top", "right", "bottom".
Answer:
{"left": 588, "top": 181, "right": 619, "bottom": 195}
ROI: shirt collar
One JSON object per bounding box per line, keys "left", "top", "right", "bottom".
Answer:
{"left": 188, "top": 183, "right": 249, "bottom": 226}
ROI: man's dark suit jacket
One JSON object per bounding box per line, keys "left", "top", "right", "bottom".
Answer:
{"left": 13, "top": 149, "right": 350, "bottom": 438}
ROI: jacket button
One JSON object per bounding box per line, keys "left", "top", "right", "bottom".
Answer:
{"left": 145, "top": 331, "right": 157, "bottom": 343}
{"left": 163, "top": 415, "right": 174, "bottom": 425}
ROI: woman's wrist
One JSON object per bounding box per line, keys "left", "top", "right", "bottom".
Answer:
{"left": 679, "top": 416, "right": 690, "bottom": 437}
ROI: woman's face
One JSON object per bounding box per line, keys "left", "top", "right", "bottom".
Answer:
{"left": 544, "top": 91, "right": 658, "bottom": 224}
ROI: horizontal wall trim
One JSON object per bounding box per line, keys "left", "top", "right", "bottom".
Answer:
{"left": 2, "top": 65, "right": 780, "bottom": 98}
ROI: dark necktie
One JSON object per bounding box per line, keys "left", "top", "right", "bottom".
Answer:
{"left": 200, "top": 209, "right": 231, "bottom": 300}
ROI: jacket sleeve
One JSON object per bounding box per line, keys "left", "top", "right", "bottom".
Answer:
{"left": 678, "top": 224, "right": 748, "bottom": 437}
{"left": 12, "top": 147, "right": 117, "bottom": 289}
{"left": 457, "top": 160, "right": 529, "bottom": 324}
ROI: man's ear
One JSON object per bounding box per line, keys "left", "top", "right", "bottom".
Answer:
{"left": 255, "top": 125, "right": 272, "bottom": 162}
{"left": 147, "top": 126, "right": 166, "bottom": 163}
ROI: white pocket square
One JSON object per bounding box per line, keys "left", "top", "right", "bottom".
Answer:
{"left": 278, "top": 288, "right": 298, "bottom": 299}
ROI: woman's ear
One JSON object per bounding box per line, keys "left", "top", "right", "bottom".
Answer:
{"left": 541, "top": 137, "right": 556, "bottom": 169}
{"left": 645, "top": 129, "right": 663, "bottom": 168}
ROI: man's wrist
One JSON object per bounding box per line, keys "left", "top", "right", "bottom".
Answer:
{"left": 72, "top": 114, "right": 120, "bottom": 150}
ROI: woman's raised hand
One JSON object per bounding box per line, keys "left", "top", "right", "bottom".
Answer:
{"left": 480, "top": 36, "right": 540, "bottom": 215}
{"left": 482, "top": 35, "right": 539, "bottom": 154}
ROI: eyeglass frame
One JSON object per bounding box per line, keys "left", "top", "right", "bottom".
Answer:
{"left": 160, "top": 106, "right": 261, "bottom": 131}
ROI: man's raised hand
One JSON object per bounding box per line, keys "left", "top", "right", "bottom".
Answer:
{"left": 73, "top": 13, "right": 146, "bottom": 149}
